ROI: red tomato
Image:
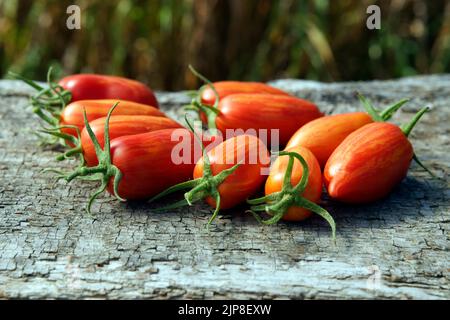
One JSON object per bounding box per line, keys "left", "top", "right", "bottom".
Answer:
{"left": 213, "top": 94, "right": 322, "bottom": 145}
{"left": 59, "top": 74, "right": 159, "bottom": 107}
{"left": 264, "top": 146, "right": 323, "bottom": 221}
{"left": 200, "top": 81, "right": 290, "bottom": 106}
{"left": 81, "top": 115, "right": 182, "bottom": 166}
{"left": 59, "top": 99, "right": 166, "bottom": 138}
{"left": 285, "top": 112, "right": 373, "bottom": 167}
{"left": 107, "top": 129, "right": 197, "bottom": 200}
{"left": 193, "top": 134, "right": 270, "bottom": 210}
{"left": 324, "top": 122, "right": 414, "bottom": 203}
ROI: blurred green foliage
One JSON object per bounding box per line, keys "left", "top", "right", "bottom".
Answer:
{"left": 1, "top": 0, "right": 449, "bottom": 90}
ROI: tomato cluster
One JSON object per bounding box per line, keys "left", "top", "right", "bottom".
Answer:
{"left": 14, "top": 66, "right": 435, "bottom": 242}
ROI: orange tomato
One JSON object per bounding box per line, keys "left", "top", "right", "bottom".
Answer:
{"left": 285, "top": 112, "right": 373, "bottom": 167}
{"left": 59, "top": 99, "right": 166, "bottom": 138}
{"left": 264, "top": 146, "right": 323, "bottom": 221}
{"left": 324, "top": 122, "right": 414, "bottom": 203}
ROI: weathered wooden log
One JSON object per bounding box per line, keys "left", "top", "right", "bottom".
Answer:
{"left": 0, "top": 75, "right": 448, "bottom": 299}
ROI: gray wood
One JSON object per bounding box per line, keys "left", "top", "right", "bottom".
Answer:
{"left": 0, "top": 76, "right": 448, "bottom": 299}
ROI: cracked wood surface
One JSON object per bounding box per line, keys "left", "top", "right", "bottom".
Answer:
{"left": 0, "top": 76, "right": 449, "bottom": 299}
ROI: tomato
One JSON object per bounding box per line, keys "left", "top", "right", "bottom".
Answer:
{"left": 59, "top": 99, "right": 166, "bottom": 138}
{"left": 285, "top": 95, "right": 409, "bottom": 167}
{"left": 247, "top": 147, "right": 336, "bottom": 239}
{"left": 80, "top": 115, "right": 182, "bottom": 166}
{"left": 200, "top": 81, "right": 290, "bottom": 107}
{"left": 188, "top": 66, "right": 291, "bottom": 124}
{"left": 10, "top": 68, "right": 159, "bottom": 114}
{"left": 264, "top": 146, "right": 322, "bottom": 221}
{"left": 285, "top": 112, "right": 373, "bottom": 167}
{"left": 324, "top": 107, "right": 429, "bottom": 203}
{"left": 150, "top": 132, "right": 270, "bottom": 225}
{"left": 58, "top": 74, "right": 158, "bottom": 107}
{"left": 106, "top": 129, "right": 196, "bottom": 200}
{"left": 53, "top": 104, "right": 216, "bottom": 213}
{"left": 202, "top": 94, "right": 322, "bottom": 146}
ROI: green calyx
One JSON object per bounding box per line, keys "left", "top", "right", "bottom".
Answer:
{"left": 149, "top": 115, "right": 241, "bottom": 226}
{"left": 358, "top": 94, "right": 436, "bottom": 178}
{"left": 399, "top": 106, "right": 438, "bottom": 179}
{"left": 9, "top": 67, "right": 71, "bottom": 126}
{"left": 39, "top": 125, "right": 84, "bottom": 164}
{"left": 400, "top": 106, "right": 429, "bottom": 137}
{"left": 357, "top": 92, "right": 409, "bottom": 122}
{"left": 247, "top": 151, "right": 336, "bottom": 242}
{"left": 186, "top": 65, "right": 220, "bottom": 134}
{"left": 44, "top": 102, "right": 125, "bottom": 214}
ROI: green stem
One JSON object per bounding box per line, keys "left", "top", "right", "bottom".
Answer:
{"left": 398, "top": 106, "right": 437, "bottom": 178}
{"left": 39, "top": 125, "right": 84, "bottom": 163}
{"left": 188, "top": 65, "right": 220, "bottom": 132}
{"left": 148, "top": 179, "right": 201, "bottom": 203}
{"left": 357, "top": 93, "right": 408, "bottom": 122}
{"left": 43, "top": 102, "right": 125, "bottom": 214}
{"left": 401, "top": 106, "right": 429, "bottom": 137}
{"left": 380, "top": 98, "right": 409, "bottom": 121}
{"left": 8, "top": 71, "right": 46, "bottom": 92}
{"left": 412, "top": 154, "right": 439, "bottom": 179}
{"left": 11, "top": 67, "right": 72, "bottom": 122}
{"left": 357, "top": 93, "right": 383, "bottom": 122}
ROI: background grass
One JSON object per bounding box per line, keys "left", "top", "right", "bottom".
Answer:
{"left": 1, "top": 0, "right": 449, "bottom": 90}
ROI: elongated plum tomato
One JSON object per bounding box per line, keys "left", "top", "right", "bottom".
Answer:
{"left": 285, "top": 112, "right": 373, "bottom": 167}
{"left": 149, "top": 133, "right": 270, "bottom": 225}
{"left": 58, "top": 74, "right": 159, "bottom": 107}
{"left": 81, "top": 115, "right": 182, "bottom": 166}
{"left": 201, "top": 81, "right": 290, "bottom": 106}
{"left": 59, "top": 99, "right": 166, "bottom": 138}
{"left": 212, "top": 94, "right": 322, "bottom": 145}
{"left": 265, "top": 146, "right": 322, "bottom": 221}
{"left": 285, "top": 95, "right": 410, "bottom": 167}
{"left": 58, "top": 103, "right": 217, "bottom": 213}
{"left": 193, "top": 134, "right": 270, "bottom": 209}
{"left": 107, "top": 129, "right": 196, "bottom": 200}
{"left": 324, "top": 108, "right": 429, "bottom": 203}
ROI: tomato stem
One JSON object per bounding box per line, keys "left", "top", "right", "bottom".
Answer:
{"left": 43, "top": 102, "right": 125, "bottom": 214}
{"left": 380, "top": 98, "right": 409, "bottom": 121}
{"left": 10, "top": 67, "right": 71, "bottom": 135}
{"left": 399, "top": 106, "right": 438, "bottom": 178}
{"left": 247, "top": 151, "right": 336, "bottom": 241}
{"left": 357, "top": 93, "right": 408, "bottom": 122}
{"left": 401, "top": 106, "right": 429, "bottom": 137}
{"left": 8, "top": 71, "right": 46, "bottom": 92}
{"left": 188, "top": 65, "right": 220, "bottom": 133}
{"left": 357, "top": 93, "right": 383, "bottom": 122}
{"left": 39, "top": 125, "right": 84, "bottom": 163}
